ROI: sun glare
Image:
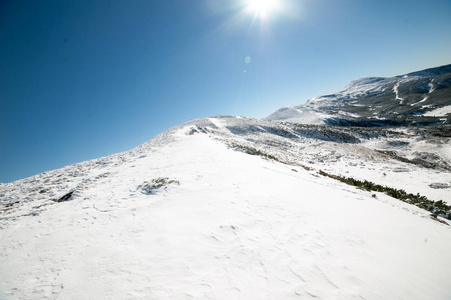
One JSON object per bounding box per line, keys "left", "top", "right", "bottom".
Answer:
{"left": 246, "top": 0, "right": 280, "bottom": 19}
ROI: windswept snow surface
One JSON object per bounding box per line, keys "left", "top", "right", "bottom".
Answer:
{"left": 265, "top": 107, "right": 331, "bottom": 125}
{"left": 1, "top": 116, "right": 451, "bottom": 299}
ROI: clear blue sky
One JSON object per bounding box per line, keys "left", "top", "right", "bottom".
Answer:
{"left": 1, "top": 0, "right": 451, "bottom": 182}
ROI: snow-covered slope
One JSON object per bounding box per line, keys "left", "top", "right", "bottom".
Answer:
{"left": 266, "top": 64, "right": 451, "bottom": 126}
{"left": 1, "top": 116, "right": 451, "bottom": 299}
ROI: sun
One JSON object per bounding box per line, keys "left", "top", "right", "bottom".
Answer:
{"left": 246, "top": 0, "right": 280, "bottom": 19}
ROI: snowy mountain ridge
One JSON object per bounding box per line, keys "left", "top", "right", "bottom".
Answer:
{"left": 1, "top": 66, "right": 451, "bottom": 299}
{"left": 267, "top": 63, "right": 451, "bottom": 126}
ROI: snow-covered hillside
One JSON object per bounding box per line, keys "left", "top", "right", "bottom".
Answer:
{"left": 1, "top": 116, "right": 450, "bottom": 299}
{"left": 267, "top": 64, "right": 451, "bottom": 126}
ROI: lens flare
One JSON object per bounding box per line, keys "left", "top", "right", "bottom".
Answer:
{"left": 246, "top": 0, "right": 280, "bottom": 19}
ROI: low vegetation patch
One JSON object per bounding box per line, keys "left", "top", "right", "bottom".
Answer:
{"left": 0, "top": 201, "right": 20, "bottom": 215}
{"left": 289, "top": 124, "right": 361, "bottom": 144}
{"left": 377, "top": 150, "right": 451, "bottom": 171}
{"left": 138, "top": 177, "right": 180, "bottom": 195}
{"left": 231, "top": 144, "right": 280, "bottom": 162}
{"left": 230, "top": 143, "right": 312, "bottom": 171}
{"left": 319, "top": 170, "right": 451, "bottom": 221}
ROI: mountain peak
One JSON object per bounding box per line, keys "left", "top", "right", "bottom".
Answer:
{"left": 402, "top": 63, "right": 451, "bottom": 78}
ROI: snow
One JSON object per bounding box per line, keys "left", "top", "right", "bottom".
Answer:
{"left": 423, "top": 105, "right": 451, "bottom": 117}
{"left": 337, "top": 110, "right": 360, "bottom": 118}
{"left": 393, "top": 82, "right": 404, "bottom": 104}
{"left": 342, "top": 77, "right": 391, "bottom": 99}
{"left": 265, "top": 107, "right": 331, "bottom": 125}
{"left": 428, "top": 80, "right": 436, "bottom": 94}
{"left": 411, "top": 80, "right": 435, "bottom": 106}
{"left": 411, "top": 96, "right": 428, "bottom": 106}
{"left": 306, "top": 76, "right": 416, "bottom": 109}
{"left": 1, "top": 117, "right": 451, "bottom": 299}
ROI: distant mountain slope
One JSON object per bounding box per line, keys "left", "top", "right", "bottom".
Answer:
{"left": 266, "top": 64, "right": 451, "bottom": 126}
